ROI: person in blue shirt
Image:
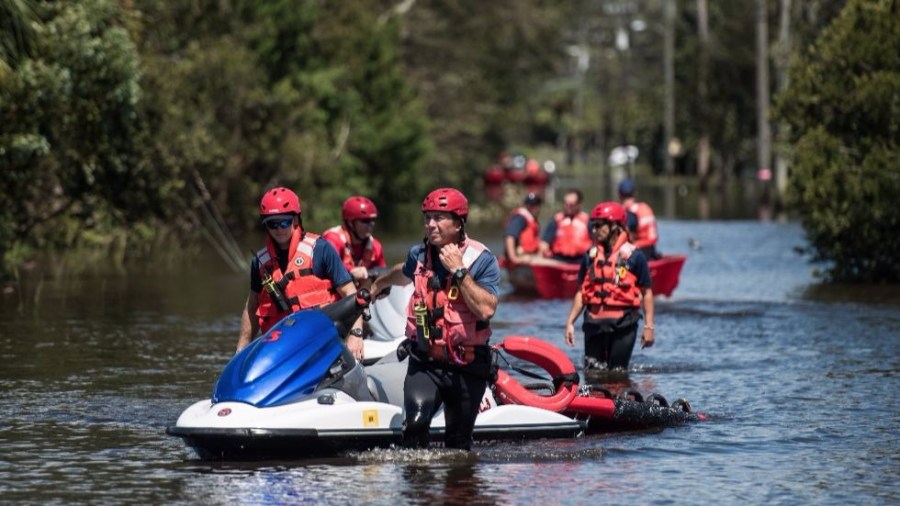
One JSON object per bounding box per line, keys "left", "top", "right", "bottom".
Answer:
{"left": 236, "top": 187, "right": 363, "bottom": 359}
{"left": 564, "top": 202, "right": 655, "bottom": 371}
{"left": 372, "top": 187, "right": 500, "bottom": 450}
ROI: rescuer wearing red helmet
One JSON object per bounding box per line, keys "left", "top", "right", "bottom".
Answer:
{"left": 563, "top": 201, "right": 655, "bottom": 372}
{"left": 236, "top": 187, "right": 365, "bottom": 360}
{"left": 503, "top": 191, "right": 544, "bottom": 265}
{"left": 371, "top": 187, "right": 500, "bottom": 450}
{"left": 322, "top": 196, "right": 386, "bottom": 285}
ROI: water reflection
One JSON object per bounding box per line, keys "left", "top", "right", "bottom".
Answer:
{"left": 401, "top": 462, "right": 497, "bottom": 506}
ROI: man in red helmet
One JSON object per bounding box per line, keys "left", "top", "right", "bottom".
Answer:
{"left": 236, "top": 187, "right": 365, "bottom": 360}
{"left": 563, "top": 201, "right": 655, "bottom": 372}
{"left": 371, "top": 187, "right": 500, "bottom": 450}
{"left": 322, "top": 196, "right": 386, "bottom": 285}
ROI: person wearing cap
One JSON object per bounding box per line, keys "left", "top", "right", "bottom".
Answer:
{"left": 371, "top": 187, "right": 500, "bottom": 450}
{"left": 618, "top": 179, "right": 659, "bottom": 259}
{"left": 538, "top": 188, "right": 593, "bottom": 264}
{"left": 563, "top": 202, "right": 654, "bottom": 372}
{"left": 503, "top": 192, "right": 543, "bottom": 265}
{"left": 236, "top": 187, "right": 365, "bottom": 360}
{"left": 322, "top": 196, "right": 386, "bottom": 285}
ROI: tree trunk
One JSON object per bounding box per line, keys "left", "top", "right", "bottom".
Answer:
{"left": 756, "top": 0, "right": 772, "bottom": 206}
{"left": 774, "top": 0, "right": 792, "bottom": 206}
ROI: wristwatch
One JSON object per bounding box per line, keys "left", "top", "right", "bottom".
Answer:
{"left": 453, "top": 267, "right": 469, "bottom": 283}
{"left": 349, "top": 328, "right": 364, "bottom": 338}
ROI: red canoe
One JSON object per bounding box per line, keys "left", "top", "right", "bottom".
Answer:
{"left": 504, "top": 254, "right": 687, "bottom": 299}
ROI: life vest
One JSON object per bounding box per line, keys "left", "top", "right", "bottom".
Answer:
{"left": 255, "top": 229, "right": 339, "bottom": 333}
{"left": 405, "top": 239, "right": 492, "bottom": 364}
{"left": 506, "top": 207, "right": 540, "bottom": 254}
{"left": 580, "top": 231, "right": 642, "bottom": 320}
{"left": 551, "top": 211, "right": 593, "bottom": 257}
{"left": 623, "top": 199, "right": 658, "bottom": 250}
{"left": 322, "top": 225, "right": 379, "bottom": 270}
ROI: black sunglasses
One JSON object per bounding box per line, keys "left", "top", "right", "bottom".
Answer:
{"left": 265, "top": 218, "right": 293, "bottom": 230}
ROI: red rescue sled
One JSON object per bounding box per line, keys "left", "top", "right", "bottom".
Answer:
{"left": 492, "top": 335, "right": 703, "bottom": 432}
{"left": 503, "top": 254, "right": 686, "bottom": 299}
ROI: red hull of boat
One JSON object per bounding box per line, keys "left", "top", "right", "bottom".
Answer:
{"left": 505, "top": 255, "right": 686, "bottom": 299}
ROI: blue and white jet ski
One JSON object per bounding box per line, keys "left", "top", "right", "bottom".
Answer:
{"left": 166, "top": 291, "right": 583, "bottom": 460}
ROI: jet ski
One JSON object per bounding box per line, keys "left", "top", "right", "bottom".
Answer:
{"left": 166, "top": 291, "right": 584, "bottom": 460}
{"left": 361, "top": 282, "right": 413, "bottom": 364}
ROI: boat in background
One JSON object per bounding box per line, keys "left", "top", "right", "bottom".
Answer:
{"left": 503, "top": 254, "right": 687, "bottom": 299}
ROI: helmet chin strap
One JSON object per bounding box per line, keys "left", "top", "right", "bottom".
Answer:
{"left": 344, "top": 220, "right": 368, "bottom": 243}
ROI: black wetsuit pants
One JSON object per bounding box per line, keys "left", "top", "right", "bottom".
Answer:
{"left": 582, "top": 320, "right": 638, "bottom": 371}
{"left": 402, "top": 353, "right": 489, "bottom": 451}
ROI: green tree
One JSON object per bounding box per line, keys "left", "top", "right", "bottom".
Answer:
{"left": 776, "top": 0, "right": 899, "bottom": 282}
{"left": 0, "top": 0, "right": 144, "bottom": 265}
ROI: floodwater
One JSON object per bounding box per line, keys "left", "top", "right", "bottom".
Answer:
{"left": 2, "top": 220, "right": 898, "bottom": 505}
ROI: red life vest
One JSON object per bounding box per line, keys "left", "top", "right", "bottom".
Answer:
{"left": 322, "top": 225, "right": 382, "bottom": 270}
{"left": 580, "top": 232, "right": 642, "bottom": 320}
{"left": 551, "top": 211, "right": 593, "bottom": 257}
{"left": 624, "top": 199, "right": 658, "bottom": 249}
{"left": 405, "top": 239, "right": 492, "bottom": 364}
{"left": 255, "top": 229, "right": 339, "bottom": 333}
{"left": 506, "top": 207, "right": 541, "bottom": 254}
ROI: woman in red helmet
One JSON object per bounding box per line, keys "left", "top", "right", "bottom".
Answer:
{"left": 322, "top": 196, "right": 386, "bottom": 285}
{"left": 371, "top": 187, "right": 500, "bottom": 451}
{"left": 563, "top": 201, "right": 655, "bottom": 372}
{"left": 236, "top": 187, "right": 365, "bottom": 360}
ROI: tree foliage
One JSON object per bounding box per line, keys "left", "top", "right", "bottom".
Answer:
{"left": 776, "top": 0, "right": 899, "bottom": 282}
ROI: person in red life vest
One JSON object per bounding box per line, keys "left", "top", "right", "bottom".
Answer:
{"left": 503, "top": 192, "right": 543, "bottom": 265}
{"left": 236, "top": 187, "right": 365, "bottom": 360}
{"left": 563, "top": 201, "right": 655, "bottom": 372}
{"left": 618, "top": 179, "right": 659, "bottom": 259}
{"left": 371, "top": 188, "right": 500, "bottom": 450}
{"left": 538, "top": 188, "right": 593, "bottom": 264}
{"left": 322, "top": 196, "right": 386, "bottom": 286}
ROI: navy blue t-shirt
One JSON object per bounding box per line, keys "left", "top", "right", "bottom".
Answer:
{"left": 504, "top": 214, "right": 529, "bottom": 241}
{"left": 540, "top": 218, "right": 558, "bottom": 244}
{"left": 250, "top": 237, "right": 353, "bottom": 293}
{"left": 576, "top": 247, "right": 652, "bottom": 288}
{"left": 402, "top": 243, "right": 501, "bottom": 298}
{"left": 626, "top": 211, "right": 638, "bottom": 234}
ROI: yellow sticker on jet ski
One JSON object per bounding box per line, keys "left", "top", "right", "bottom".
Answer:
{"left": 363, "top": 409, "right": 379, "bottom": 427}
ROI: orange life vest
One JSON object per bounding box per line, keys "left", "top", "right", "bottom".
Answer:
{"left": 322, "top": 225, "right": 378, "bottom": 270}
{"left": 551, "top": 211, "right": 593, "bottom": 257}
{"left": 255, "top": 229, "right": 339, "bottom": 333}
{"left": 580, "top": 232, "right": 642, "bottom": 320}
{"left": 506, "top": 207, "right": 540, "bottom": 254}
{"left": 623, "top": 199, "right": 658, "bottom": 249}
{"left": 405, "top": 239, "right": 492, "bottom": 364}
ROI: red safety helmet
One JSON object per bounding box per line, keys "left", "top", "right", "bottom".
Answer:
{"left": 422, "top": 187, "right": 468, "bottom": 220}
{"left": 260, "top": 187, "right": 301, "bottom": 217}
{"left": 342, "top": 196, "right": 378, "bottom": 221}
{"left": 590, "top": 201, "right": 626, "bottom": 226}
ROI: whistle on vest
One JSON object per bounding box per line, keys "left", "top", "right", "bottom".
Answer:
{"left": 414, "top": 301, "right": 431, "bottom": 349}
{"left": 262, "top": 271, "right": 292, "bottom": 313}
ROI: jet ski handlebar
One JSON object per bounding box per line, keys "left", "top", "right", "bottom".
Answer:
{"left": 319, "top": 289, "right": 372, "bottom": 337}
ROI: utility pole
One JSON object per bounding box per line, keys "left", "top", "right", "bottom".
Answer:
{"left": 663, "top": 0, "right": 676, "bottom": 177}
{"left": 696, "top": 0, "right": 710, "bottom": 193}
